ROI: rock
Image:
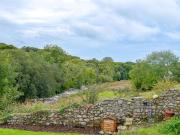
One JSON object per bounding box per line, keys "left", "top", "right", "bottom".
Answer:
{"left": 153, "top": 95, "right": 159, "bottom": 99}
{"left": 99, "top": 130, "right": 104, "bottom": 134}
{"left": 117, "top": 125, "right": 127, "bottom": 131}
{"left": 80, "top": 122, "right": 86, "bottom": 126}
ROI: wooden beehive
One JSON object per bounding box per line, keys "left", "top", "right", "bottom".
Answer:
{"left": 101, "top": 117, "right": 117, "bottom": 132}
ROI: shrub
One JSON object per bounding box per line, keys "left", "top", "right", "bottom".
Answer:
{"left": 82, "top": 85, "right": 98, "bottom": 104}
{"left": 152, "top": 80, "right": 177, "bottom": 92}
{"left": 129, "top": 61, "right": 158, "bottom": 91}
{"left": 161, "top": 117, "right": 180, "bottom": 135}
{"left": 0, "top": 87, "right": 22, "bottom": 112}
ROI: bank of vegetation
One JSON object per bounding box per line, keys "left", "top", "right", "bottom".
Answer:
{"left": 0, "top": 43, "right": 179, "bottom": 119}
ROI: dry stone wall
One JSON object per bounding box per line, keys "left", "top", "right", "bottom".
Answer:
{"left": 6, "top": 89, "right": 180, "bottom": 127}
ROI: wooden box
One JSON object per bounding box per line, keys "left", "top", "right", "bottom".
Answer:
{"left": 101, "top": 117, "right": 117, "bottom": 132}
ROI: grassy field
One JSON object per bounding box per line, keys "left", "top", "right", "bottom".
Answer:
{"left": 0, "top": 128, "right": 84, "bottom": 135}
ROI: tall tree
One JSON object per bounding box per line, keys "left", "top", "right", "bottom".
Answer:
{"left": 146, "top": 51, "right": 179, "bottom": 81}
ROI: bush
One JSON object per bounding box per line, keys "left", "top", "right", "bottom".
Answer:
{"left": 152, "top": 80, "right": 177, "bottom": 92}
{"left": 161, "top": 117, "right": 180, "bottom": 135}
{"left": 82, "top": 86, "right": 98, "bottom": 104}
{"left": 0, "top": 87, "right": 22, "bottom": 112}
{"left": 84, "top": 90, "right": 98, "bottom": 104}
{"left": 129, "top": 61, "right": 158, "bottom": 91}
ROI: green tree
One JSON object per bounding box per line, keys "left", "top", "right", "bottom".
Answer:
{"left": 146, "top": 51, "right": 179, "bottom": 81}
{"left": 130, "top": 61, "right": 158, "bottom": 90}
{"left": 171, "top": 62, "right": 180, "bottom": 82}
{"left": 0, "top": 50, "right": 21, "bottom": 112}
{"left": 11, "top": 50, "right": 62, "bottom": 100}
{"left": 102, "top": 57, "right": 114, "bottom": 62}
{"left": 98, "top": 61, "right": 115, "bottom": 82}
{"left": 62, "top": 60, "right": 96, "bottom": 89}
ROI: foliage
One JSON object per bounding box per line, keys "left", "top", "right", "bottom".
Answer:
{"left": 130, "top": 51, "right": 179, "bottom": 91}
{"left": 83, "top": 86, "right": 98, "bottom": 104}
{"left": 62, "top": 60, "right": 96, "bottom": 89}
{"left": 0, "top": 87, "right": 22, "bottom": 112}
{"left": 121, "top": 117, "right": 180, "bottom": 135}
{"left": 98, "top": 61, "right": 115, "bottom": 82}
{"left": 0, "top": 43, "right": 179, "bottom": 106}
{"left": 146, "top": 51, "right": 179, "bottom": 81}
{"left": 172, "top": 62, "right": 180, "bottom": 82}
{"left": 160, "top": 117, "right": 180, "bottom": 135}
{"left": 0, "top": 50, "right": 21, "bottom": 117}
{"left": 11, "top": 50, "right": 62, "bottom": 100}
{"left": 146, "top": 51, "right": 178, "bottom": 66}
{"left": 130, "top": 61, "right": 158, "bottom": 91}
{"left": 101, "top": 57, "right": 114, "bottom": 62}
{"left": 4, "top": 80, "right": 179, "bottom": 116}
{"left": 152, "top": 80, "right": 177, "bottom": 92}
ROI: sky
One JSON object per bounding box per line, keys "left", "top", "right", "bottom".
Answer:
{"left": 0, "top": 0, "right": 180, "bottom": 62}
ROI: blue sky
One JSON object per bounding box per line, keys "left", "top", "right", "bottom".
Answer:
{"left": 0, "top": 0, "right": 180, "bottom": 62}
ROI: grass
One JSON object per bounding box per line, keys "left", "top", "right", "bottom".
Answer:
{"left": 0, "top": 128, "right": 85, "bottom": 135}
{"left": 121, "top": 118, "right": 180, "bottom": 135}
{"left": 11, "top": 81, "right": 133, "bottom": 114}
{"left": 98, "top": 90, "right": 116, "bottom": 100}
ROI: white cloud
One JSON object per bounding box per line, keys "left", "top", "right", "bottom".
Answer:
{"left": 0, "top": 0, "right": 97, "bottom": 24}
{"left": 21, "top": 26, "right": 74, "bottom": 38}
{"left": 95, "top": 0, "right": 180, "bottom": 26}
{"left": 165, "top": 32, "right": 180, "bottom": 40}
{"left": 105, "top": 15, "right": 160, "bottom": 39}
{"left": 0, "top": 0, "right": 180, "bottom": 41}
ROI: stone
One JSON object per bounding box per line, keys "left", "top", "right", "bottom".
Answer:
{"left": 99, "top": 130, "right": 104, "bottom": 134}
{"left": 117, "top": 125, "right": 127, "bottom": 130}
{"left": 4, "top": 89, "right": 179, "bottom": 129}
{"left": 153, "top": 95, "right": 159, "bottom": 99}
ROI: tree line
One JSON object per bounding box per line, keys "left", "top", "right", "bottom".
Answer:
{"left": 0, "top": 43, "right": 134, "bottom": 102}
